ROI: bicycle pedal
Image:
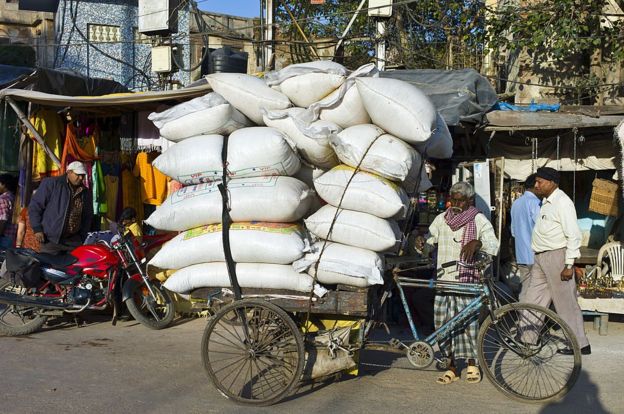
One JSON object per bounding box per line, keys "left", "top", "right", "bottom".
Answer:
{"left": 389, "top": 338, "right": 405, "bottom": 349}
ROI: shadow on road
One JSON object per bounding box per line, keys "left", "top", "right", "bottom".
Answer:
{"left": 540, "top": 370, "right": 609, "bottom": 414}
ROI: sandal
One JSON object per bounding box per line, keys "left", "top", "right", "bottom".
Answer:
{"left": 465, "top": 366, "right": 481, "bottom": 384}
{"left": 436, "top": 370, "right": 459, "bottom": 385}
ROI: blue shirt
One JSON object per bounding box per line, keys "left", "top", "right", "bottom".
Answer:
{"left": 511, "top": 191, "right": 541, "bottom": 265}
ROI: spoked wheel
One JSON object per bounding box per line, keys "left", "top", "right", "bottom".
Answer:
{"left": 125, "top": 281, "right": 175, "bottom": 330}
{"left": 0, "top": 279, "right": 48, "bottom": 336}
{"left": 478, "top": 303, "right": 581, "bottom": 403}
{"left": 201, "top": 299, "right": 304, "bottom": 406}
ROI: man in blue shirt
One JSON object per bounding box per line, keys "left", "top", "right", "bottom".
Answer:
{"left": 510, "top": 173, "right": 541, "bottom": 300}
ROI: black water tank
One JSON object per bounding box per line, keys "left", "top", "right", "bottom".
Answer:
{"left": 202, "top": 47, "right": 248, "bottom": 75}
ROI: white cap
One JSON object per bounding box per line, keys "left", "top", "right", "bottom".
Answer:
{"left": 67, "top": 161, "right": 87, "bottom": 175}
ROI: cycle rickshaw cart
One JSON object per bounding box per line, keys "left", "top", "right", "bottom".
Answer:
{"left": 200, "top": 175, "right": 582, "bottom": 406}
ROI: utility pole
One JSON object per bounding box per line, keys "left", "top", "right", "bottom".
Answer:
{"left": 369, "top": 0, "right": 392, "bottom": 71}
{"left": 262, "top": 0, "right": 274, "bottom": 71}
{"left": 376, "top": 20, "right": 386, "bottom": 71}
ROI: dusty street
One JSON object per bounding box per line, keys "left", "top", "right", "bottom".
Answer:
{"left": 1, "top": 314, "right": 622, "bottom": 414}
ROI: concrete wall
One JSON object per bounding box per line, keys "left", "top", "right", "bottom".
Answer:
{"left": 0, "top": 1, "right": 55, "bottom": 67}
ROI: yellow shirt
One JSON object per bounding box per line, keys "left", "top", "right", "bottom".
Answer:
{"left": 133, "top": 152, "right": 168, "bottom": 206}
{"left": 125, "top": 222, "right": 143, "bottom": 238}
{"left": 30, "top": 109, "right": 63, "bottom": 179}
{"left": 121, "top": 169, "right": 144, "bottom": 223}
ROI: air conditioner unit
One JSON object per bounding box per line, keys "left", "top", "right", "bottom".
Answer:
{"left": 138, "top": 0, "right": 179, "bottom": 35}
{"left": 368, "top": 0, "right": 392, "bottom": 17}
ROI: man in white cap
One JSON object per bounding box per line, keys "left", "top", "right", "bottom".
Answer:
{"left": 29, "top": 161, "right": 93, "bottom": 254}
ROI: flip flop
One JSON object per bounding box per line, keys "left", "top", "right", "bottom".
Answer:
{"left": 436, "top": 370, "right": 459, "bottom": 385}
{"left": 465, "top": 366, "right": 481, "bottom": 384}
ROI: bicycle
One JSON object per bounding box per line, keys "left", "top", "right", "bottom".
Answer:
{"left": 389, "top": 251, "right": 582, "bottom": 403}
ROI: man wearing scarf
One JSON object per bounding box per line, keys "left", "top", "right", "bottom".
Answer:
{"left": 416, "top": 181, "right": 499, "bottom": 385}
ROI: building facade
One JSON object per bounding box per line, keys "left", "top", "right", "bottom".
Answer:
{"left": 0, "top": 0, "right": 55, "bottom": 68}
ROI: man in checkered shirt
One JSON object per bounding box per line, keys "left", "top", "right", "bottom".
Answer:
{"left": 416, "top": 181, "right": 499, "bottom": 385}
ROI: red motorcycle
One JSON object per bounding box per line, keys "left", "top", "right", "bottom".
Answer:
{"left": 0, "top": 229, "right": 176, "bottom": 336}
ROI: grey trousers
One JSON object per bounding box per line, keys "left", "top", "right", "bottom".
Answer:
{"left": 523, "top": 248, "right": 589, "bottom": 348}
{"left": 517, "top": 264, "right": 532, "bottom": 302}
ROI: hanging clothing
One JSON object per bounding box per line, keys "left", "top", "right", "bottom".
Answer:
{"left": 61, "top": 122, "right": 98, "bottom": 169}
{"left": 30, "top": 109, "right": 64, "bottom": 179}
{"left": 104, "top": 175, "right": 120, "bottom": 222}
{"left": 0, "top": 102, "right": 21, "bottom": 173}
{"left": 133, "top": 152, "right": 168, "bottom": 206}
{"left": 121, "top": 168, "right": 144, "bottom": 223}
{"left": 92, "top": 160, "right": 107, "bottom": 216}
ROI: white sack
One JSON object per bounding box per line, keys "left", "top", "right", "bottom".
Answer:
{"left": 413, "top": 112, "right": 453, "bottom": 159}
{"left": 318, "top": 84, "right": 371, "bottom": 128}
{"left": 293, "top": 241, "right": 384, "bottom": 288}
{"left": 148, "top": 93, "right": 252, "bottom": 142}
{"left": 206, "top": 73, "right": 291, "bottom": 124}
{"left": 152, "top": 128, "right": 300, "bottom": 185}
{"left": 265, "top": 61, "right": 348, "bottom": 107}
{"left": 314, "top": 165, "right": 409, "bottom": 219}
{"left": 293, "top": 163, "right": 326, "bottom": 215}
{"left": 330, "top": 124, "right": 420, "bottom": 182}
{"left": 149, "top": 222, "right": 309, "bottom": 269}
{"left": 305, "top": 205, "right": 400, "bottom": 252}
{"left": 263, "top": 107, "right": 340, "bottom": 169}
{"left": 163, "top": 262, "right": 326, "bottom": 296}
{"left": 355, "top": 77, "right": 436, "bottom": 144}
{"left": 145, "top": 176, "right": 312, "bottom": 231}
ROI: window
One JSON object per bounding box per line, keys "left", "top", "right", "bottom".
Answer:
{"left": 87, "top": 24, "right": 121, "bottom": 43}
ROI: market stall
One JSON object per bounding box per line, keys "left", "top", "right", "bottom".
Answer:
{"left": 0, "top": 81, "right": 213, "bottom": 230}
{"left": 483, "top": 109, "right": 624, "bottom": 322}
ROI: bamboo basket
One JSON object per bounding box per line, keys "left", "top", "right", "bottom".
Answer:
{"left": 588, "top": 178, "right": 619, "bottom": 217}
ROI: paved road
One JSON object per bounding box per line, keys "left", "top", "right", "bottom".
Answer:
{"left": 1, "top": 314, "right": 621, "bottom": 414}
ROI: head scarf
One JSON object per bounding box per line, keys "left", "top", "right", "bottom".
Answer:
{"left": 444, "top": 206, "right": 480, "bottom": 282}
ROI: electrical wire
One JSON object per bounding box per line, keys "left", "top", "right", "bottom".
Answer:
{"left": 170, "top": 0, "right": 211, "bottom": 72}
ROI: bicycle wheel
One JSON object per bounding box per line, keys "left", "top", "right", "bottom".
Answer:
{"left": 201, "top": 299, "right": 304, "bottom": 406}
{"left": 478, "top": 303, "right": 581, "bottom": 403}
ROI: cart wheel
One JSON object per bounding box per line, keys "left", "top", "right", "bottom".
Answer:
{"left": 478, "top": 303, "right": 581, "bottom": 403}
{"left": 201, "top": 299, "right": 304, "bottom": 406}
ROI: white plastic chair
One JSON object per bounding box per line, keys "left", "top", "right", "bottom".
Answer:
{"left": 596, "top": 241, "right": 624, "bottom": 285}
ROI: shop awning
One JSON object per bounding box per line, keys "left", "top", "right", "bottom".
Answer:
{"left": 485, "top": 110, "right": 624, "bottom": 131}
{"left": 0, "top": 84, "right": 213, "bottom": 114}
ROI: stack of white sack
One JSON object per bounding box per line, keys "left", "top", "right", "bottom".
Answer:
{"left": 291, "top": 72, "right": 454, "bottom": 288}
{"left": 145, "top": 63, "right": 455, "bottom": 293}
{"left": 145, "top": 85, "right": 322, "bottom": 295}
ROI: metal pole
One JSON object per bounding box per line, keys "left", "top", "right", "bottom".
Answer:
{"left": 376, "top": 19, "right": 386, "bottom": 71}
{"left": 260, "top": 0, "right": 265, "bottom": 70}
{"left": 5, "top": 97, "right": 62, "bottom": 168}
{"left": 334, "top": 0, "right": 367, "bottom": 56}
{"left": 264, "top": 0, "right": 274, "bottom": 70}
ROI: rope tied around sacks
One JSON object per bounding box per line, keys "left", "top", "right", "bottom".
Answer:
{"left": 301, "top": 132, "right": 425, "bottom": 333}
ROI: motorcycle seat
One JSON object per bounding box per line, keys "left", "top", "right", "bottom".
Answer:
{"left": 31, "top": 252, "right": 78, "bottom": 270}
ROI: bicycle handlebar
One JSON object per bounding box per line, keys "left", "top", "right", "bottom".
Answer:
{"left": 440, "top": 252, "right": 493, "bottom": 270}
